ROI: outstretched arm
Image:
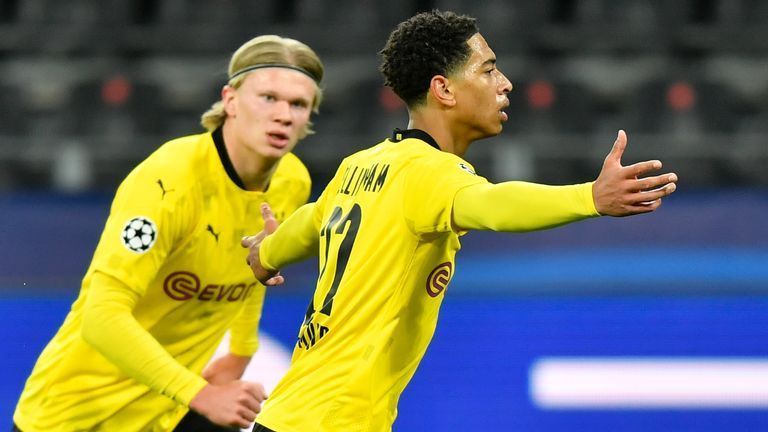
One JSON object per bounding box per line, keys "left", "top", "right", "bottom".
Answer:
{"left": 453, "top": 181, "right": 599, "bottom": 231}
{"left": 453, "top": 130, "right": 677, "bottom": 231}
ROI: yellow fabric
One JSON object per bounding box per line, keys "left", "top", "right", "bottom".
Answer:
{"left": 259, "top": 203, "right": 321, "bottom": 272}
{"left": 257, "top": 137, "right": 486, "bottom": 432}
{"left": 14, "top": 132, "right": 310, "bottom": 432}
{"left": 453, "top": 181, "right": 599, "bottom": 231}
{"left": 257, "top": 136, "right": 602, "bottom": 432}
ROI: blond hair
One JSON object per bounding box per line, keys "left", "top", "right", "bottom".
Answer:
{"left": 201, "top": 35, "right": 324, "bottom": 132}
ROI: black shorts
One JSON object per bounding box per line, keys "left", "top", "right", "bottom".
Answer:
{"left": 173, "top": 411, "right": 240, "bottom": 432}
{"left": 12, "top": 414, "right": 273, "bottom": 432}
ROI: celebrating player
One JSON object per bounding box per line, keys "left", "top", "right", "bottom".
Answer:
{"left": 14, "top": 35, "right": 323, "bottom": 432}
{"left": 242, "top": 10, "right": 677, "bottom": 432}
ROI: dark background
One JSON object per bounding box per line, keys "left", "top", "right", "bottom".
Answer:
{"left": 1, "top": 1, "right": 767, "bottom": 430}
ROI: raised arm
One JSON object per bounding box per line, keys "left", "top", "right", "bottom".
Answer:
{"left": 453, "top": 130, "right": 677, "bottom": 231}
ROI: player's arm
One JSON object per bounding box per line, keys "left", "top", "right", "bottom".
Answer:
{"left": 201, "top": 352, "right": 252, "bottom": 385}
{"left": 81, "top": 271, "right": 208, "bottom": 404}
{"left": 203, "top": 298, "right": 262, "bottom": 385}
{"left": 453, "top": 181, "right": 598, "bottom": 231}
{"left": 453, "top": 130, "right": 678, "bottom": 231}
{"left": 205, "top": 282, "right": 267, "bottom": 384}
{"left": 81, "top": 272, "right": 265, "bottom": 428}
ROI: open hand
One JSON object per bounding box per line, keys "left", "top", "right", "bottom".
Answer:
{"left": 593, "top": 130, "right": 678, "bottom": 216}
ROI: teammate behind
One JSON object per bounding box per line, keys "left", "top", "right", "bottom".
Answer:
{"left": 14, "top": 35, "right": 323, "bottom": 432}
{"left": 243, "top": 10, "right": 678, "bottom": 432}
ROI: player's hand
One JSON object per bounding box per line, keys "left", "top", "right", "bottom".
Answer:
{"left": 202, "top": 352, "right": 251, "bottom": 385}
{"left": 189, "top": 380, "right": 267, "bottom": 428}
{"left": 242, "top": 203, "right": 284, "bottom": 286}
{"left": 592, "top": 130, "right": 678, "bottom": 216}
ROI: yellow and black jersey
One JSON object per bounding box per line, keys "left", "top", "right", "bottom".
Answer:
{"left": 256, "top": 128, "right": 598, "bottom": 432}
{"left": 14, "top": 128, "right": 310, "bottom": 432}
{"left": 257, "top": 129, "right": 486, "bottom": 432}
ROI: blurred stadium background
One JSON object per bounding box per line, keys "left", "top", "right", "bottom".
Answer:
{"left": 1, "top": 0, "right": 767, "bottom": 430}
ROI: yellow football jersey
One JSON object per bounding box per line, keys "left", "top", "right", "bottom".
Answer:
{"left": 256, "top": 129, "right": 486, "bottom": 432}
{"left": 14, "top": 129, "right": 310, "bottom": 432}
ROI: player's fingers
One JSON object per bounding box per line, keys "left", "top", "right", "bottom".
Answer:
{"left": 634, "top": 183, "right": 677, "bottom": 202}
{"left": 627, "top": 198, "right": 663, "bottom": 213}
{"left": 630, "top": 173, "right": 678, "bottom": 192}
{"left": 265, "top": 274, "right": 284, "bottom": 286}
{"left": 261, "top": 203, "right": 279, "bottom": 233}
{"left": 239, "top": 392, "right": 264, "bottom": 415}
{"left": 605, "top": 130, "right": 627, "bottom": 165}
{"left": 234, "top": 415, "right": 253, "bottom": 429}
{"left": 241, "top": 236, "right": 256, "bottom": 248}
{"left": 623, "top": 159, "right": 662, "bottom": 178}
{"left": 242, "top": 381, "right": 268, "bottom": 399}
{"left": 238, "top": 403, "right": 259, "bottom": 420}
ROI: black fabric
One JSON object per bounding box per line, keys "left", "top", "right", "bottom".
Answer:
{"left": 173, "top": 410, "right": 239, "bottom": 432}
{"left": 212, "top": 126, "right": 247, "bottom": 190}
{"left": 252, "top": 423, "right": 276, "bottom": 432}
{"left": 390, "top": 128, "right": 441, "bottom": 150}
{"left": 12, "top": 424, "right": 22, "bottom": 432}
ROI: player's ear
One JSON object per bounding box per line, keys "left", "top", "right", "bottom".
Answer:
{"left": 222, "top": 85, "right": 237, "bottom": 117}
{"left": 429, "top": 75, "right": 456, "bottom": 107}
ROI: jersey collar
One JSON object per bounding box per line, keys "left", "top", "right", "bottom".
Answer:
{"left": 390, "top": 128, "right": 440, "bottom": 150}
{"left": 212, "top": 126, "right": 247, "bottom": 190}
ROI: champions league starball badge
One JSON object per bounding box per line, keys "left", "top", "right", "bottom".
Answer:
{"left": 121, "top": 216, "right": 158, "bottom": 253}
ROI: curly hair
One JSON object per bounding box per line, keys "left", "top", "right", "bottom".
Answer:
{"left": 379, "top": 10, "right": 478, "bottom": 107}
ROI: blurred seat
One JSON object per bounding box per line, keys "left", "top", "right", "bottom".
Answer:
{"left": 0, "top": 83, "right": 29, "bottom": 135}
{"left": 139, "top": 56, "right": 223, "bottom": 137}
{"left": 434, "top": 0, "right": 539, "bottom": 50}
{"left": 67, "top": 74, "right": 168, "bottom": 148}
{"left": 625, "top": 78, "right": 745, "bottom": 185}
{"left": 703, "top": 55, "right": 768, "bottom": 115}
{"left": 627, "top": 78, "right": 739, "bottom": 134}
{"left": 508, "top": 78, "right": 599, "bottom": 135}
{"left": 728, "top": 109, "right": 768, "bottom": 185}
{"left": 532, "top": 0, "right": 670, "bottom": 52}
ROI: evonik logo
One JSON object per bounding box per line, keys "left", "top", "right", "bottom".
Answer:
{"left": 163, "top": 271, "right": 257, "bottom": 302}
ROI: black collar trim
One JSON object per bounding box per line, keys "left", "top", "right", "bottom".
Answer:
{"left": 212, "top": 127, "right": 247, "bottom": 189}
{"left": 390, "top": 128, "right": 440, "bottom": 150}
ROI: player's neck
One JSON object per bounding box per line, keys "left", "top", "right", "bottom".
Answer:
{"left": 408, "top": 111, "right": 470, "bottom": 157}
{"left": 221, "top": 124, "right": 278, "bottom": 192}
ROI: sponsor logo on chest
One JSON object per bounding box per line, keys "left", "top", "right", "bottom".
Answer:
{"left": 162, "top": 271, "right": 257, "bottom": 302}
